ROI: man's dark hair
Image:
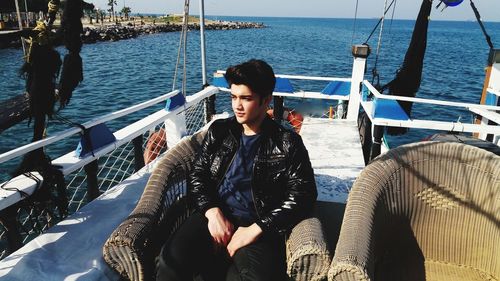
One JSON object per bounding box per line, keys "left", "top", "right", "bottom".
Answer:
{"left": 225, "top": 59, "right": 276, "bottom": 100}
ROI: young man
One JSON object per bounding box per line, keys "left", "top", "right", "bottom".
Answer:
{"left": 156, "top": 59, "right": 317, "bottom": 281}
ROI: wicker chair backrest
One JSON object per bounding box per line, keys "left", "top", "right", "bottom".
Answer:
{"left": 365, "top": 141, "right": 499, "bottom": 276}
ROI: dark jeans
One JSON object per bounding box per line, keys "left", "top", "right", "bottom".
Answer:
{"left": 155, "top": 213, "right": 286, "bottom": 281}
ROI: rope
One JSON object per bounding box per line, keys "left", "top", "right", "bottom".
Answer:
{"left": 0, "top": 172, "right": 41, "bottom": 198}
{"left": 25, "top": 21, "right": 51, "bottom": 63}
{"left": 182, "top": 0, "right": 189, "bottom": 99}
{"left": 351, "top": 0, "right": 360, "bottom": 46}
{"left": 469, "top": 0, "right": 494, "bottom": 49}
{"left": 53, "top": 113, "right": 95, "bottom": 157}
{"left": 371, "top": 0, "right": 391, "bottom": 87}
{"left": 47, "top": 0, "right": 60, "bottom": 26}
{"left": 48, "top": 0, "right": 59, "bottom": 13}
{"left": 363, "top": 0, "right": 396, "bottom": 44}
{"left": 389, "top": 0, "right": 397, "bottom": 33}
{"left": 374, "top": 0, "right": 389, "bottom": 71}
{"left": 172, "top": 0, "right": 190, "bottom": 95}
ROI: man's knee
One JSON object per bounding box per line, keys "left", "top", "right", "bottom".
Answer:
{"left": 229, "top": 245, "right": 285, "bottom": 281}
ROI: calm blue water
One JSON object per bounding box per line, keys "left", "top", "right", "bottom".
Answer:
{"left": 1, "top": 17, "right": 499, "bottom": 171}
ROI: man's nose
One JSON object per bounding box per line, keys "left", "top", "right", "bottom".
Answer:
{"left": 234, "top": 99, "right": 243, "bottom": 109}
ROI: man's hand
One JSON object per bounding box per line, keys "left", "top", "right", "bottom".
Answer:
{"left": 227, "top": 223, "right": 263, "bottom": 257}
{"left": 205, "top": 207, "right": 234, "bottom": 249}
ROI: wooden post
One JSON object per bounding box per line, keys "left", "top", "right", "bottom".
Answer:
{"left": 23, "top": 0, "right": 28, "bottom": 27}
{"left": 273, "top": 96, "right": 284, "bottom": 123}
{"left": 475, "top": 49, "right": 499, "bottom": 140}
{"left": 205, "top": 95, "right": 216, "bottom": 123}
{"left": 132, "top": 135, "right": 145, "bottom": 171}
{"left": 369, "top": 125, "right": 384, "bottom": 161}
{"left": 84, "top": 160, "right": 100, "bottom": 201}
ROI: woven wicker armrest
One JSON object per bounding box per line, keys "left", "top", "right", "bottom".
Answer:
{"left": 103, "top": 131, "right": 206, "bottom": 281}
{"left": 327, "top": 172, "right": 380, "bottom": 281}
{"left": 287, "top": 217, "right": 332, "bottom": 281}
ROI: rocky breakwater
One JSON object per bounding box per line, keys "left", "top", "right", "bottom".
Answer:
{"left": 82, "top": 21, "right": 264, "bottom": 44}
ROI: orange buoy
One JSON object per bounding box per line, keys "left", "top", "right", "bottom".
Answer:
{"left": 144, "top": 128, "right": 167, "bottom": 164}
{"left": 286, "top": 110, "right": 303, "bottom": 134}
{"left": 266, "top": 108, "right": 303, "bottom": 134}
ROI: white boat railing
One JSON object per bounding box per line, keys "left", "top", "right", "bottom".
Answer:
{"left": 216, "top": 71, "right": 352, "bottom": 101}
{"left": 361, "top": 80, "right": 500, "bottom": 136}
{"left": 0, "top": 90, "right": 180, "bottom": 165}
{"left": 0, "top": 86, "right": 219, "bottom": 259}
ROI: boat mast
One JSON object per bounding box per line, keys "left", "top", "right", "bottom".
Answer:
{"left": 23, "top": 0, "right": 28, "bottom": 27}
{"left": 199, "top": 0, "right": 207, "bottom": 86}
{"left": 14, "top": 0, "right": 23, "bottom": 30}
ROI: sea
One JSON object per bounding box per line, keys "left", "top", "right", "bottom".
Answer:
{"left": 1, "top": 17, "right": 500, "bottom": 179}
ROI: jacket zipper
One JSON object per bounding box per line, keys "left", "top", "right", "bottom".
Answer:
{"left": 250, "top": 147, "right": 262, "bottom": 220}
{"left": 215, "top": 138, "right": 238, "bottom": 191}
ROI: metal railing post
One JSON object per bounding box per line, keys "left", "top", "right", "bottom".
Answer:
{"left": 347, "top": 44, "right": 370, "bottom": 121}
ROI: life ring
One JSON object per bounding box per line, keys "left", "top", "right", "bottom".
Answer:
{"left": 267, "top": 108, "right": 304, "bottom": 134}
{"left": 144, "top": 128, "right": 167, "bottom": 164}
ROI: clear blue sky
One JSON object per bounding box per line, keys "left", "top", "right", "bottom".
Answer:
{"left": 92, "top": 0, "right": 500, "bottom": 22}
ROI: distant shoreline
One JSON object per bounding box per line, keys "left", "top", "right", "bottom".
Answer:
{"left": 0, "top": 18, "right": 265, "bottom": 48}
{"left": 81, "top": 20, "right": 265, "bottom": 44}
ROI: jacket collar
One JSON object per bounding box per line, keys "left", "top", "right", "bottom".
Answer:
{"left": 228, "top": 114, "right": 277, "bottom": 139}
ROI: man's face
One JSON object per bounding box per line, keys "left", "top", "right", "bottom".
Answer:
{"left": 230, "top": 84, "right": 271, "bottom": 126}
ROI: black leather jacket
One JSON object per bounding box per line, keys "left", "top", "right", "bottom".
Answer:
{"left": 189, "top": 116, "right": 317, "bottom": 235}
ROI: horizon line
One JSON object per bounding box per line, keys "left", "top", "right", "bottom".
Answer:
{"left": 135, "top": 13, "right": 500, "bottom": 23}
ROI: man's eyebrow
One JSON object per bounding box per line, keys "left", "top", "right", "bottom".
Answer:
{"left": 231, "top": 93, "right": 253, "bottom": 97}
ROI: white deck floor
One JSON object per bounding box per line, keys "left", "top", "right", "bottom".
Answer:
{"left": 300, "top": 117, "right": 366, "bottom": 203}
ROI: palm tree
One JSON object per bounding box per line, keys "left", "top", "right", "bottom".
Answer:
{"left": 121, "top": 6, "right": 131, "bottom": 21}
{"left": 107, "top": 0, "right": 116, "bottom": 22}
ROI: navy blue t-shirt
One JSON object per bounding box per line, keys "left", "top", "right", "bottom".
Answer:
{"left": 218, "top": 133, "right": 261, "bottom": 222}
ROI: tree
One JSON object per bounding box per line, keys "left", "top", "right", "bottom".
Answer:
{"left": 107, "top": 0, "right": 116, "bottom": 22}
{"left": 121, "top": 6, "right": 131, "bottom": 20}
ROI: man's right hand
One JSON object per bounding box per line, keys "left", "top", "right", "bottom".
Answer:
{"left": 205, "top": 207, "right": 234, "bottom": 248}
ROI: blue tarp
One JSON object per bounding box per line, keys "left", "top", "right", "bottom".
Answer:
{"left": 485, "top": 91, "right": 499, "bottom": 106}
{"left": 212, "top": 76, "right": 229, "bottom": 88}
{"left": 274, "top": 78, "right": 294, "bottom": 93}
{"left": 76, "top": 124, "right": 116, "bottom": 158}
{"left": 212, "top": 76, "right": 294, "bottom": 93}
{"left": 165, "top": 92, "right": 186, "bottom": 111}
{"left": 372, "top": 98, "right": 410, "bottom": 121}
{"left": 321, "top": 81, "right": 351, "bottom": 96}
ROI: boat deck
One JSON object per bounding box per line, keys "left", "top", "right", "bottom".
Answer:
{"left": 0, "top": 117, "right": 366, "bottom": 280}
{"left": 300, "top": 117, "right": 365, "bottom": 203}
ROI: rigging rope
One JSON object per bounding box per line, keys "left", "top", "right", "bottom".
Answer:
{"left": 172, "top": 0, "right": 190, "bottom": 97}
{"left": 469, "top": 0, "right": 494, "bottom": 49}
{"left": 370, "top": 0, "right": 392, "bottom": 87}
{"left": 389, "top": 0, "right": 397, "bottom": 33}
{"left": 182, "top": 0, "right": 189, "bottom": 98}
{"left": 351, "top": 0, "right": 360, "bottom": 46}
{"left": 363, "top": 0, "right": 396, "bottom": 44}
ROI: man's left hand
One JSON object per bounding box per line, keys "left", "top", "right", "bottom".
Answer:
{"left": 227, "top": 223, "right": 263, "bottom": 257}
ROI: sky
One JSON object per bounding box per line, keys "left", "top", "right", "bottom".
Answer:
{"left": 90, "top": 0, "right": 500, "bottom": 22}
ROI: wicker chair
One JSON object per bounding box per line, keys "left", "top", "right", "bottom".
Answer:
{"left": 329, "top": 141, "right": 500, "bottom": 281}
{"left": 103, "top": 131, "right": 331, "bottom": 281}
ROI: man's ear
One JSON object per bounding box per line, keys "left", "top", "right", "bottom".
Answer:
{"left": 263, "top": 95, "right": 273, "bottom": 106}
